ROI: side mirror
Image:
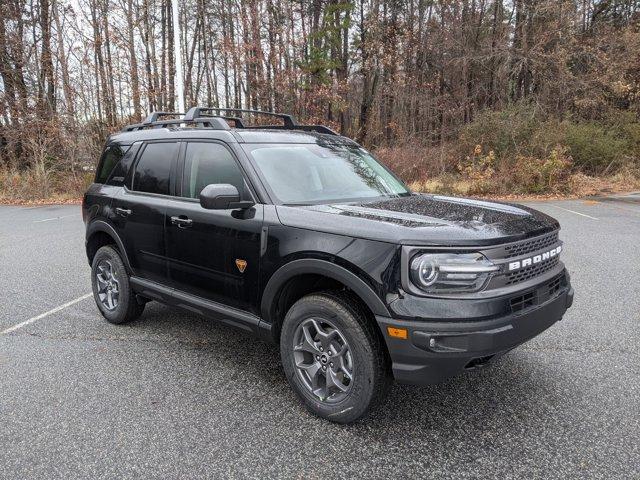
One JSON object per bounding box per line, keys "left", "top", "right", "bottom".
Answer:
{"left": 199, "top": 184, "right": 254, "bottom": 210}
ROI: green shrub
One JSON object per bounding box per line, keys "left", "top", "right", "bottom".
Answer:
{"left": 563, "top": 122, "right": 631, "bottom": 174}
{"left": 459, "top": 104, "right": 541, "bottom": 160}
{"left": 621, "top": 123, "right": 640, "bottom": 161}
{"left": 459, "top": 103, "right": 639, "bottom": 177}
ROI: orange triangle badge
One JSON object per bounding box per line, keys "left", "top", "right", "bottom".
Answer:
{"left": 235, "top": 259, "right": 247, "bottom": 273}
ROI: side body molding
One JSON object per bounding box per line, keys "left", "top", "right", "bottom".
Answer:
{"left": 260, "top": 258, "right": 391, "bottom": 324}
{"left": 85, "top": 220, "right": 133, "bottom": 272}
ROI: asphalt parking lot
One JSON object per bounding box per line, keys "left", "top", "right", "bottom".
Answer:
{"left": 1, "top": 198, "right": 638, "bottom": 479}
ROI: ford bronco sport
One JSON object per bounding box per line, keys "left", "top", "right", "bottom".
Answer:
{"left": 83, "top": 107, "right": 574, "bottom": 423}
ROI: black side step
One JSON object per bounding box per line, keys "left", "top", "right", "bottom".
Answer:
{"left": 130, "top": 277, "right": 266, "bottom": 335}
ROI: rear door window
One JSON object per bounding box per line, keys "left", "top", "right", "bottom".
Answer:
{"left": 132, "top": 142, "right": 179, "bottom": 195}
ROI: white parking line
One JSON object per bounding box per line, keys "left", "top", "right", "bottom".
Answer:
{"left": 33, "top": 213, "right": 78, "bottom": 223}
{"left": 546, "top": 204, "right": 599, "bottom": 220}
{"left": 1, "top": 293, "right": 92, "bottom": 335}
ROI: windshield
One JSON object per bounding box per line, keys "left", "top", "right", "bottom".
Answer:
{"left": 244, "top": 143, "right": 410, "bottom": 204}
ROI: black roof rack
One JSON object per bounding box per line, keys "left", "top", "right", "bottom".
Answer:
{"left": 186, "top": 106, "right": 338, "bottom": 135}
{"left": 244, "top": 124, "right": 338, "bottom": 135}
{"left": 197, "top": 114, "right": 247, "bottom": 128}
{"left": 121, "top": 113, "right": 230, "bottom": 132}
{"left": 122, "top": 107, "right": 338, "bottom": 135}
{"left": 142, "top": 111, "right": 184, "bottom": 124}
{"left": 184, "top": 107, "right": 297, "bottom": 128}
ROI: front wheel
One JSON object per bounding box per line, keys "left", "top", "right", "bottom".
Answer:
{"left": 91, "top": 245, "right": 145, "bottom": 324}
{"left": 280, "top": 292, "right": 391, "bottom": 424}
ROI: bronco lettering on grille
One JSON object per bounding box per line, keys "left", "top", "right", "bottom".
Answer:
{"left": 508, "top": 245, "right": 562, "bottom": 271}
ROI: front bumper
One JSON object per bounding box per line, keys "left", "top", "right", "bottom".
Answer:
{"left": 376, "top": 274, "right": 574, "bottom": 386}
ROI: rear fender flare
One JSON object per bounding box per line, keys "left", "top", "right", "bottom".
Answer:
{"left": 86, "top": 220, "right": 133, "bottom": 272}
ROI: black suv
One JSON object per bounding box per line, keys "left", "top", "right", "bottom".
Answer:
{"left": 83, "top": 108, "right": 574, "bottom": 423}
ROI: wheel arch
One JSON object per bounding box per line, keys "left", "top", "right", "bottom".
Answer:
{"left": 86, "top": 220, "right": 132, "bottom": 272}
{"left": 260, "top": 258, "right": 390, "bottom": 342}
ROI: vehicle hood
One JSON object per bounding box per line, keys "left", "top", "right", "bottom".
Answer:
{"left": 275, "top": 194, "right": 559, "bottom": 246}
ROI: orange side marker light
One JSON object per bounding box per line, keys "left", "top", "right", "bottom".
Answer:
{"left": 387, "top": 326, "right": 408, "bottom": 340}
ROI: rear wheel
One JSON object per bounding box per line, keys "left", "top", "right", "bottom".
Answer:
{"left": 91, "top": 245, "right": 144, "bottom": 324}
{"left": 280, "top": 291, "right": 391, "bottom": 423}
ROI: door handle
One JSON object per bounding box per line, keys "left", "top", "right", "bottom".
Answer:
{"left": 170, "top": 216, "right": 193, "bottom": 228}
{"left": 115, "top": 207, "right": 132, "bottom": 217}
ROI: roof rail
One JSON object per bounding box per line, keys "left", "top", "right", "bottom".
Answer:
{"left": 184, "top": 107, "right": 296, "bottom": 128}
{"left": 184, "top": 106, "right": 338, "bottom": 135}
{"left": 246, "top": 124, "right": 339, "bottom": 135}
{"left": 142, "top": 111, "right": 184, "bottom": 124}
{"left": 121, "top": 116, "right": 230, "bottom": 132}
{"left": 200, "top": 114, "right": 247, "bottom": 128}
{"left": 122, "top": 107, "right": 338, "bottom": 135}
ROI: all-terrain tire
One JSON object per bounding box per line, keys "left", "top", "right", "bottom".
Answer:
{"left": 91, "top": 245, "right": 145, "bottom": 324}
{"left": 280, "top": 291, "right": 392, "bottom": 424}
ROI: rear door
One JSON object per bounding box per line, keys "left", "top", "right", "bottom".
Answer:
{"left": 164, "top": 140, "right": 264, "bottom": 314}
{"left": 111, "top": 140, "right": 179, "bottom": 283}
{"left": 84, "top": 142, "right": 133, "bottom": 223}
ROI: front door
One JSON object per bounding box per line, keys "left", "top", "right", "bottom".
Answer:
{"left": 164, "top": 141, "right": 263, "bottom": 314}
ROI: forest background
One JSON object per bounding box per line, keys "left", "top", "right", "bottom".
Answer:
{"left": 1, "top": 0, "right": 639, "bottom": 202}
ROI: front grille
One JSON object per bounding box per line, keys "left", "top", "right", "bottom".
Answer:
{"left": 510, "top": 290, "right": 536, "bottom": 312}
{"left": 509, "top": 272, "right": 567, "bottom": 314}
{"left": 504, "top": 232, "right": 558, "bottom": 259}
{"left": 506, "top": 257, "right": 560, "bottom": 285}
{"left": 547, "top": 275, "right": 563, "bottom": 296}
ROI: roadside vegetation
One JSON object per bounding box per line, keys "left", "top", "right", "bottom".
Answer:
{"left": 2, "top": 105, "right": 639, "bottom": 204}
{"left": 379, "top": 105, "right": 640, "bottom": 198}
{"left": 1, "top": 0, "right": 639, "bottom": 203}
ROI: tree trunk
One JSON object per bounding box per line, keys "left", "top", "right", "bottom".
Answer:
{"left": 125, "top": 0, "right": 141, "bottom": 119}
{"left": 39, "top": 0, "right": 56, "bottom": 116}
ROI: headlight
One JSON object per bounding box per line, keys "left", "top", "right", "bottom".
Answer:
{"left": 409, "top": 253, "right": 498, "bottom": 294}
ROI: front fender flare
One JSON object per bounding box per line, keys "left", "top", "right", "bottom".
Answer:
{"left": 260, "top": 258, "right": 391, "bottom": 324}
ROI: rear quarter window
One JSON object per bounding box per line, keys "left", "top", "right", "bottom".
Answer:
{"left": 95, "top": 144, "right": 130, "bottom": 184}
